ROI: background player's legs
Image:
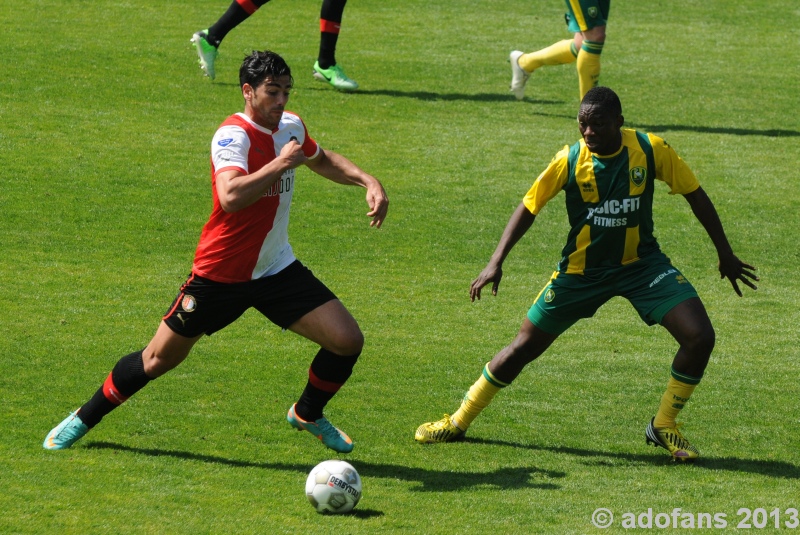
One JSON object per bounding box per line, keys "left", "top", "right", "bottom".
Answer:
{"left": 192, "top": 0, "right": 271, "bottom": 79}
{"left": 518, "top": 39, "right": 578, "bottom": 73}
{"left": 312, "top": 0, "right": 358, "bottom": 91}
{"left": 317, "top": 0, "right": 347, "bottom": 70}
{"left": 207, "top": 0, "right": 271, "bottom": 48}
{"left": 575, "top": 25, "right": 605, "bottom": 99}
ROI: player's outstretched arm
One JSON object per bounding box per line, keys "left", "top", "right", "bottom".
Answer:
{"left": 305, "top": 149, "right": 389, "bottom": 228}
{"left": 470, "top": 202, "right": 536, "bottom": 302}
{"left": 683, "top": 187, "right": 759, "bottom": 296}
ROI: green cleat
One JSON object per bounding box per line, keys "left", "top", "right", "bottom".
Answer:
{"left": 415, "top": 414, "right": 465, "bottom": 444}
{"left": 43, "top": 410, "right": 89, "bottom": 450}
{"left": 312, "top": 61, "right": 359, "bottom": 91}
{"left": 645, "top": 418, "right": 700, "bottom": 461}
{"left": 190, "top": 30, "right": 218, "bottom": 80}
{"left": 287, "top": 403, "right": 354, "bottom": 453}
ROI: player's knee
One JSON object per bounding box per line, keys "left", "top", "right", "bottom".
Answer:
{"left": 327, "top": 326, "right": 364, "bottom": 357}
{"left": 686, "top": 324, "right": 716, "bottom": 359}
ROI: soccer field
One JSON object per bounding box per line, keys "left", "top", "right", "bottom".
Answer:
{"left": 2, "top": 0, "right": 799, "bottom": 533}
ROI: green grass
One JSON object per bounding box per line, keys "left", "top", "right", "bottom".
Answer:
{"left": 2, "top": 0, "right": 799, "bottom": 533}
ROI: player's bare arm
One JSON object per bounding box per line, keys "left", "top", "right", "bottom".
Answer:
{"left": 305, "top": 149, "right": 389, "bottom": 228}
{"left": 683, "top": 187, "right": 758, "bottom": 296}
{"left": 470, "top": 203, "right": 536, "bottom": 302}
{"left": 215, "top": 140, "right": 307, "bottom": 213}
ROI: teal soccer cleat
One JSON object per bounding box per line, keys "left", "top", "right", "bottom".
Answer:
{"left": 43, "top": 410, "right": 89, "bottom": 450}
{"left": 287, "top": 403, "right": 354, "bottom": 453}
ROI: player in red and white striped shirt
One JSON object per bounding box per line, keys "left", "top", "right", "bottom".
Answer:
{"left": 44, "top": 50, "right": 388, "bottom": 454}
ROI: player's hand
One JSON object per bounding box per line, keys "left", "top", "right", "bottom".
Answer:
{"left": 365, "top": 180, "right": 389, "bottom": 228}
{"left": 718, "top": 251, "right": 758, "bottom": 296}
{"left": 470, "top": 263, "right": 503, "bottom": 302}
{"left": 278, "top": 139, "right": 308, "bottom": 169}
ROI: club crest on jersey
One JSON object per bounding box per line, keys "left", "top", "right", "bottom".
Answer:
{"left": 630, "top": 166, "right": 646, "bottom": 187}
{"left": 544, "top": 289, "right": 556, "bottom": 303}
{"left": 588, "top": 6, "right": 598, "bottom": 18}
{"left": 181, "top": 295, "right": 197, "bottom": 313}
{"left": 218, "top": 138, "right": 234, "bottom": 147}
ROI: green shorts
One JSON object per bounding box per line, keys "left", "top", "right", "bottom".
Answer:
{"left": 565, "top": 0, "right": 610, "bottom": 33}
{"left": 527, "top": 252, "right": 698, "bottom": 336}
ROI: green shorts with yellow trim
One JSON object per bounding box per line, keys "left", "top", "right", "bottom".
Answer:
{"left": 527, "top": 251, "right": 698, "bottom": 336}
{"left": 565, "top": 0, "right": 610, "bottom": 33}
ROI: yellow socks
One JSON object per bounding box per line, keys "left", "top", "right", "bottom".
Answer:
{"left": 577, "top": 40, "right": 604, "bottom": 99}
{"left": 518, "top": 39, "right": 577, "bottom": 72}
{"left": 653, "top": 367, "right": 702, "bottom": 429}
{"left": 451, "top": 364, "right": 509, "bottom": 430}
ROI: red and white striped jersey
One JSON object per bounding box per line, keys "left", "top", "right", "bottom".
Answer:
{"left": 192, "top": 112, "right": 320, "bottom": 283}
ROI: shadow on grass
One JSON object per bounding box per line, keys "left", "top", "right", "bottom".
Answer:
{"left": 306, "top": 86, "right": 563, "bottom": 105}
{"left": 465, "top": 437, "right": 800, "bottom": 479}
{"left": 85, "top": 441, "right": 564, "bottom": 492}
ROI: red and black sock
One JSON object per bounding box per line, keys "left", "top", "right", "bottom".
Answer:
{"left": 207, "top": 0, "right": 271, "bottom": 47}
{"left": 318, "top": 0, "right": 347, "bottom": 69}
{"left": 295, "top": 348, "right": 359, "bottom": 422}
{"left": 78, "top": 350, "right": 152, "bottom": 428}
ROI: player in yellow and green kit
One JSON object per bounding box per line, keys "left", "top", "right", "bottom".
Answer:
{"left": 510, "top": 0, "right": 609, "bottom": 101}
{"left": 415, "top": 87, "right": 758, "bottom": 461}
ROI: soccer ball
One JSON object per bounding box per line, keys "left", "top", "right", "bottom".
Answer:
{"left": 305, "top": 460, "right": 362, "bottom": 514}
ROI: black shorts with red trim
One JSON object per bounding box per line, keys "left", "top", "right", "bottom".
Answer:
{"left": 163, "top": 260, "right": 337, "bottom": 338}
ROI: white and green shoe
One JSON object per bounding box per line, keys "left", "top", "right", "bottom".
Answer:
{"left": 191, "top": 30, "right": 219, "bottom": 80}
{"left": 312, "top": 61, "right": 359, "bottom": 91}
{"left": 43, "top": 410, "right": 89, "bottom": 450}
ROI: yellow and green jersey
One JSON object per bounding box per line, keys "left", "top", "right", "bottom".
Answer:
{"left": 523, "top": 128, "right": 700, "bottom": 275}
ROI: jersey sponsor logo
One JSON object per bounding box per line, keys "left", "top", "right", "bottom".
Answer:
{"left": 265, "top": 170, "right": 294, "bottom": 197}
{"left": 218, "top": 138, "right": 234, "bottom": 147}
{"left": 593, "top": 216, "right": 627, "bottom": 227}
{"left": 181, "top": 295, "right": 197, "bottom": 312}
{"left": 630, "top": 166, "right": 647, "bottom": 187}
{"left": 586, "top": 197, "right": 641, "bottom": 218}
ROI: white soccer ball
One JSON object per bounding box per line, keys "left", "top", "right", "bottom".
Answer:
{"left": 305, "top": 460, "right": 362, "bottom": 514}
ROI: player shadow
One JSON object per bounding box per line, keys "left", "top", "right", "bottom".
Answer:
{"left": 464, "top": 437, "right": 800, "bottom": 478}
{"left": 85, "top": 440, "right": 564, "bottom": 492}
{"left": 630, "top": 122, "right": 800, "bottom": 138}
{"left": 525, "top": 111, "right": 799, "bottom": 138}
{"left": 305, "top": 86, "right": 563, "bottom": 105}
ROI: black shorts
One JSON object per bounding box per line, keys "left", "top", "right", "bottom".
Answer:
{"left": 163, "top": 260, "right": 337, "bottom": 338}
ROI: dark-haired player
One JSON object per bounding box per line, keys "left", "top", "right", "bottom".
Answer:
{"left": 415, "top": 86, "right": 757, "bottom": 461}
{"left": 191, "top": 0, "right": 358, "bottom": 91}
{"left": 44, "top": 50, "right": 388, "bottom": 453}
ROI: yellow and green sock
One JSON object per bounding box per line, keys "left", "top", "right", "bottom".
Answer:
{"left": 653, "top": 367, "right": 702, "bottom": 429}
{"left": 518, "top": 39, "right": 577, "bottom": 73}
{"left": 577, "top": 39, "right": 604, "bottom": 99}
{"left": 451, "top": 363, "right": 509, "bottom": 431}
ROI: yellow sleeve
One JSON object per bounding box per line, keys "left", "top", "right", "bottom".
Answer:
{"left": 648, "top": 133, "right": 700, "bottom": 195}
{"left": 523, "top": 146, "right": 570, "bottom": 214}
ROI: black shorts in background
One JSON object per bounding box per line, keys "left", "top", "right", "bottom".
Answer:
{"left": 162, "top": 260, "right": 337, "bottom": 338}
